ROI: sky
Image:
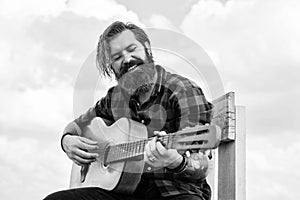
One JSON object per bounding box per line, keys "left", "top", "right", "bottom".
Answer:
{"left": 0, "top": 0, "right": 299, "bottom": 199}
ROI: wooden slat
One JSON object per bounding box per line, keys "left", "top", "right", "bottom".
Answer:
{"left": 235, "top": 106, "right": 246, "bottom": 200}
{"left": 218, "top": 140, "right": 236, "bottom": 200}
{"left": 211, "top": 92, "right": 236, "bottom": 141}
{"left": 216, "top": 106, "right": 246, "bottom": 200}
{"left": 210, "top": 92, "right": 243, "bottom": 200}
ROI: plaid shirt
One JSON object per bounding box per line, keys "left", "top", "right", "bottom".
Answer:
{"left": 65, "top": 65, "right": 213, "bottom": 199}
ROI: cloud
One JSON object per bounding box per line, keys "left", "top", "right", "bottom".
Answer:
{"left": 67, "top": 0, "right": 141, "bottom": 23}
{"left": 247, "top": 133, "right": 300, "bottom": 200}
{"left": 181, "top": 0, "right": 300, "bottom": 135}
{"left": 0, "top": 86, "right": 73, "bottom": 138}
{"left": 0, "top": 0, "right": 66, "bottom": 18}
{"left": 114, "top": 0, "right": 199, "bottom": 27}
{"left": 181, "top": 0, "right": 300, "bottom": 199}
{"left": 0, "top": 0, "right": 145, "bottom": 199}
{"left": 0, "top": 135, "right": 71, "bottom": 199}
{"left": 147, "top": 14, "right": 178, "bottom": 31}
{"left": 0, "top": 0, "right": 145, "bottom": 91}
{"left": 0, "top": 0, "right": 141, "bottom": 23}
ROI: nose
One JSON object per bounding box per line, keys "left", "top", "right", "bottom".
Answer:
{"left": 123, "top": 52, "right": 133, "bottom": 64}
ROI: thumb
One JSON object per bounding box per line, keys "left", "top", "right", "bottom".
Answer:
{"left": 153, "top": 131, "right": 167, "bottom": 136}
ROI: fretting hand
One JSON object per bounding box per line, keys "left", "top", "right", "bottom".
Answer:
{"left": 144, "top": 131, "right": 183, "bottom": 169}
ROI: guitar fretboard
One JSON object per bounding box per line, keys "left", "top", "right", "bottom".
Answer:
{"left": 105, "top": 134, "right": 175, "bottom": 164}
{"left": 104, "top": 124, "right": 213, "bottom": 164}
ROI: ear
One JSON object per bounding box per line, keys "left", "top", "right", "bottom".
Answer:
{"left": 144, "top": 42, "right": 152, "bottom": 55}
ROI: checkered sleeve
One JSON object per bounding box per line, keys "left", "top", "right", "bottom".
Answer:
{"left": 171, "top": 84, "right": 213, "bottom": 180}
{"left": 176, "top": 85, "right": 213, "bottom": 129}
{"left": 94, "top": 87, "right": 116, "bottom": 126}
{"left": 61, "top": 87, "right": 118, "bottom": 151}
{"left": 60, "top": 105, "right": 97, "bottom": 152}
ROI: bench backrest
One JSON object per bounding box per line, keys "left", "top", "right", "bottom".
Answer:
{"left": 208, "top": 92, "right": 246, "bottom": 200}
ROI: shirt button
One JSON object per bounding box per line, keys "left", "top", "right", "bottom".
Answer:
{"left": 147, "top": 167, "right": 152, "bottom": 171}
{"left": 141, "top": 120, "right": 145, "bottom": 124}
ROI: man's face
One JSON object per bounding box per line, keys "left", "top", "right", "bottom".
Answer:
{"left": 109, "top": 30, "right": 156, "bottom": 96}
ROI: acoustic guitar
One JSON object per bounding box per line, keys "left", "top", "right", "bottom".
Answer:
{"left": 69, "top": 117, "right": 221, "bottom": 194}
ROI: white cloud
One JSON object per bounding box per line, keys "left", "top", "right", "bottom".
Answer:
{"left": 147, "top": 14, "right": 178, "bottom": 31}
{"left": 247, "top": 133, "right": 300, "bottom": 200}
{"left": 181, "top": 0, "right": 300, "bottom": 132}
{"left": 0, "top": 0, "right": 141, "bottom": 24}
{"left": 67, "top": 0, "right": 141, "bottom": 24}
{"left": 182, "top": 0, "right": 300, "bottom": 83}
{"left": 0, "top": 0, "right": 145, "bottom": 198}
{"left": 0, "top": 136, "right": 71, "bottom": 199}
{"left": 181, "top": 0, "right": 300, "bottom": 199}
{"left": 0, "top": 86, "right": 73, "bottom": 136}
{"left": 0, "top": 0, "right": 66, "bottom": 18}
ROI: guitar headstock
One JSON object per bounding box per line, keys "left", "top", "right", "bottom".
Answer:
{"left": 169, "top": 124, "right": 221, "bottom": 151}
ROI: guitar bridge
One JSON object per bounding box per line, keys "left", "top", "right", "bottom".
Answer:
{"left": 80, "top": 164, "right": 90, "bottom": 183}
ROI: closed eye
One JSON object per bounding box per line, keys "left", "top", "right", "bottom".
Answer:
{"left": 127, "top": 45, "right": 137, "bottom": 52}
{"left": 112, "top": 55, "right": 122, "bottom": 61}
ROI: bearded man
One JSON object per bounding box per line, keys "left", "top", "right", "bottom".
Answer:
{"left": 44, "top": 21, "right": 213, "bottom": 200}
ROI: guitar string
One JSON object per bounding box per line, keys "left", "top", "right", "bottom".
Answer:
{"left": 108, "top": 134, "right": 175, "bottom": 162}
{"left": 95, "top": 109, "right": 216, "bottom": 163}
{"left": 98, "top": 125, "right": 210, "bottom": 163}
{"left": 108, "top": 123, "right": 210, "bottom": 162}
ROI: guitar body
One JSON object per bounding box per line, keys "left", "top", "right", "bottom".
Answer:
{"left": 69, "top": 117, "right": 221, "bottom": 194}
{"left": 69, "top": 118, "right": 148, "bottom": 194}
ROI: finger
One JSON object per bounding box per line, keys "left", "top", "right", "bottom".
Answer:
{"left": 153, "top": 131, "right": 167, "bottom": 136}
{"left": 145, "top": 140, "right": 157, "bottom": 161}
{"left": 79, "top": 137, "right": 98, "bottom": 145}
{"left": 144, "top": 142, "right": 151, "bottom": 163}
{"left": 73, "top": 155, "right": 96, "bottom": 164}
{"left": 182, "top": 126, "right": 191, "bottom": 130}
{"left": 78, "top": 141, "right": 99, "bottom": 151}
{"left": 145, "top": 140, "right": 152, "bottom": 158}
{"left": 156, "top": 141, "right": 167, "bottom": 155}
{"left": 75, "top": 149, "right": 99, "bottom": 159}
{"left": 149, "top": 137, "right": 159, "bottom": 158}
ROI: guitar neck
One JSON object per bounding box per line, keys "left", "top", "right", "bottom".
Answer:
{"left": 104, "top": 124, "right": 217, "bottom": 164}
{"left": 105, "top": 134, "right": 175, "bottom": 164}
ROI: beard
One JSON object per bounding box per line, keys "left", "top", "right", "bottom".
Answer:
{"left": 117, "top": 58, "right": 156, "bottom": 97}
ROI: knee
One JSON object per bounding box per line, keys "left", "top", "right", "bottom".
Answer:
{"left": 43, "top": 193, "right": 54, "bottom": 200}
{"left": 43, "top": 191, "right": 66, "bottom": 200}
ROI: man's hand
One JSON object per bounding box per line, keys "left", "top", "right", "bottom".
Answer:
{"left": 62, "top": 135, "right": 99, "bottom": 166}
{"left": 144, "top": 131, "right": 182, "bottom": 169}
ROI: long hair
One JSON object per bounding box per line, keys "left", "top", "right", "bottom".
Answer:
{"left": 96, "top": 21, "right": 153, "bottom": 79}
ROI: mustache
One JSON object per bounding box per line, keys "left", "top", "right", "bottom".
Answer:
{"left": 118, "top": 57, "right": 144, "bottom": 78}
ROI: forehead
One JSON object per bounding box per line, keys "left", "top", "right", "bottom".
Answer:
{"left": 109, "top": 30, "right": 142, "bottom": 55}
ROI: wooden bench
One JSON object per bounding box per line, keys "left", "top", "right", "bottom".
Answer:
{"left": 207, "top": 92, "right": 246, "bottom": 200}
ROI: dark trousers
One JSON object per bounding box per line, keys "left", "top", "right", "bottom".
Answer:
{"left": 44, "top": 173, "right": 204, "bottom": 200}
{"left": 44, "top": 171, "right": 203, "bottom": 200}
{"left": 43, "top": 187, "right": 202, "bottom": 200}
